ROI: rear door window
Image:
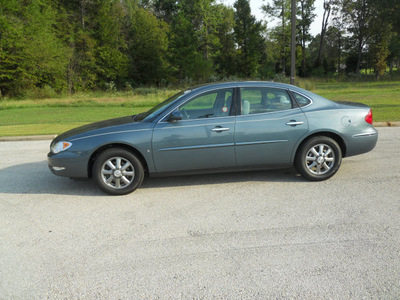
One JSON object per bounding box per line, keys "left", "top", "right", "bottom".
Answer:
{"left": 240, "top": 87, "right": 293, "bottom": 115}
{"left": 292, "top": 92, "right": 312, "bottom": 107}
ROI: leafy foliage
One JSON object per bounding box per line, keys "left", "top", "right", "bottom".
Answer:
{"left": 234, "top": 0, "right": 266, "bottom": 78}
{"left": 0, "top": 0, "right": 399, "bottom": 98}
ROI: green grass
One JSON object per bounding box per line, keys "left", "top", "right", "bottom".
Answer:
{"left": 0, "top": 82, "right": 399, "bottom": 137}
{"left": 0, "top": 90, "right": 178, "bottom": 136}
{"left": 0, "top": 107, "right": 151, "bottom": 136}
{"left": 310, "top": 81, "right": 400, "bottom": 122}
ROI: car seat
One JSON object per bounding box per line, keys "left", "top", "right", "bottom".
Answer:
{"left": 214, "top": 96, "right": 232, "bottom": 117}
{"left": 242, "top": 100, "right": 250, "bottom": 115}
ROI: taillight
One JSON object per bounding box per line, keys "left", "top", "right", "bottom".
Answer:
{"left": 365, "top": 109, "right": 373, "bottom": 124}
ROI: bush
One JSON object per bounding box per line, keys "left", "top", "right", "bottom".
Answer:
{"left": 23, "top": 85, "right": 60, "bottom": 99}
{"left": 104, "top": 81, "right": 117, "bottom": 92}
{"left": 309, "top": 66, "right": 325, "bottom": 77}
{"left": 133, "top": 87, "right": 162, "bottom": 95}
{"left": 297, "top": 79, "right": 316, "bottom": 91}
{"left": 273, "top": 73, "right": 290, "bottom": 84}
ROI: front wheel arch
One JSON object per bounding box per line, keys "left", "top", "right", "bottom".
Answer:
{"left": 88, "top": 143, "right": 149, "bottom": 178}
{"left": 92, "top": 147, "right": 145, "bottom": 195}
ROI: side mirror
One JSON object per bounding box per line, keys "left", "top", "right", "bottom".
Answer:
{"left": 168, "top": 110, "right": 183, "bottom": 122}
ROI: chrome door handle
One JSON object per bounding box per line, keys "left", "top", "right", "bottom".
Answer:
{"left": 212, "top": 127, "right": 230, "bottom": 132}
{"left": 286, "top": 121, "right": 304, "bottom": 126}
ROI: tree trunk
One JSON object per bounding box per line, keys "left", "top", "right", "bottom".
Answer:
{"left": 337, "top": 32, "right": 341, "bottom": 73}
{"left": 282, "top": 0, "right": 286, "bottom": 74}
{"left": 316, "top": 0, "right": 330, "bottom": 68}
{"left": 300, "top": 1, "right": 306, "bottom": 77}
{"left": 81, "top": 0, "right": 85, "bottom": 29}
{"left": 356, "top": 40, "right": 362, "bottom": 74}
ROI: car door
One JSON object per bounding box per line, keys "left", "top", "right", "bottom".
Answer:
{"left": 152, "top": 88, "right": 236, "bottom": 173}
{"left": 235, "top": 86, "right": 309, "bottom": 166}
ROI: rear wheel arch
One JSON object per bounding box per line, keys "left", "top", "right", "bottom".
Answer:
{"left": 88, "top": 143, "right": 149, "bottom": 178}
{"left": 295, "top": 135, "right": 342, "bottom": 181}
{"left": 294, "top": 131, "right": 347, "bottom": 161}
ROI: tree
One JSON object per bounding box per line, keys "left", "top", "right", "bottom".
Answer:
{"left": 315, "top": 0, "right": 339, "bottom": 68}
{"left": 0, "top": 0, "right": 70, "bottom": 97}
{"left": 152, "top": 0, "right": 179, "bottom": 24}
{"left": 195, "top": 0, "right": 220, "bottom": 62}
{"left": 213, "top": 4, "right": 237, "bottom": 77}
{"left": 388, "top": 35, "right": 400, "bottom": 73}
{"left": 91, "top": 1, "right": 129, "bottom": 88}
{"left": 296, "top": 0, "right": 316, "bottom": 76}
{"left": 124, "top": 4, "right": 169, "bottom": 85}
{"left": 262, "top": 0, "right": 291, "bottom": 74}
{"left": 0, "top": 0, "right": 26, "bottom": 96}
{"left": 234, "top": 0, "right": 266, "bottom": 77}
{"left": 342, "top": 0, "right": 375, "bottom": 73}
{"left": 169, "top": 10, "right": 204, "bottom": 82}
{"left": 372, "top": 32, "right": 390, "bottom": 80}
{"left": 55, "top": 0, "right": 128, "bottom": 92}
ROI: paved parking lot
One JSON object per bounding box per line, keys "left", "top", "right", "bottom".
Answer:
{"left": 1, "top": 127, "right": 399, "bottom": 299}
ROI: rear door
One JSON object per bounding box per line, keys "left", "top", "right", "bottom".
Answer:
{"left": 235, "top": 87, "right": 309, "bottom": 166}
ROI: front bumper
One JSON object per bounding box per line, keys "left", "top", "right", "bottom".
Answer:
{"left": 47, "top": 151, "right": 90, "bottom": 178}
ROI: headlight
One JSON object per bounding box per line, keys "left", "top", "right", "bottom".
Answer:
{"left": 51, "top": 141, "right": 72, "bottom": 154}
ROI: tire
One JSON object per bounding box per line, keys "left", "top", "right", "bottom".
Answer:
{"left": 295, "top": 136, "right": 342, "bottom": 181}
{"left": 93, "top": 148, "right": 144, "bottom": 195}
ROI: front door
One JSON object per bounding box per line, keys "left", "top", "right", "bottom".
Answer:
{"left": 152, "top": 88, "right": 236, "bottom": 173}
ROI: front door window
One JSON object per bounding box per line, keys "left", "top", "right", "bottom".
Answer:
{"left": 178, "top": 89, "right": 233, "bottom": 119}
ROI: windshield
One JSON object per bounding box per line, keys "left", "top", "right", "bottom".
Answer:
{"left": 135, "top": 90, "right": 189, "bottom": 122}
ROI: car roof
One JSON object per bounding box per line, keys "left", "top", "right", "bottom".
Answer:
{"left": 188, "top": 81, "right": 305, "bottom": 94}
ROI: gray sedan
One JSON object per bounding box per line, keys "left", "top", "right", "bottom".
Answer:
{"left": 48, "top": 82, "right": 378, "bottom": 195}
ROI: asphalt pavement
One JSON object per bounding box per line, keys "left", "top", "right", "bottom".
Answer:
{"left": 0, "top": 128, "right": 399, "bottom": 299}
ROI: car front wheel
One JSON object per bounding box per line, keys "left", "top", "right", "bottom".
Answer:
{"left": 93, "top": 148, "right": 144, "bottom": 195}
{"left": 295, "top": 136, "right": 342, "bottom": 181}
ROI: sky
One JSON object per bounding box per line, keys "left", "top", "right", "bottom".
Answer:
{"left": 219, "top": 0, "right": 325, "bottom": 37}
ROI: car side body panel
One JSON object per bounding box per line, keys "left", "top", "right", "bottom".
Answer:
{"left": 152, "top": 116, "right": 236, "bottom": 172}
{"left": 235, "top": 108, "right": 309, "bottom": 166}
{"left": 47, "top": 81, "right": 378, "bottom": 183}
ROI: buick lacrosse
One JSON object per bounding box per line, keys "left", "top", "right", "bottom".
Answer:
{"left": 48, "top": 82, "right": 378, "bottom": 195}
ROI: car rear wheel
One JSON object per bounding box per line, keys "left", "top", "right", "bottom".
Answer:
{"left": 295, "top": 136, "right": 342, "bottom": 181}
{"left": 93, "top": 148, "right": 144, "bottom": 195}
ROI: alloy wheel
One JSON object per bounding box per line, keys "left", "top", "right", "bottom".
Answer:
{"left": 101, "top": 157, "right": 135, "bottom": 189}
{"left": 305, "top": 143, "right": 335, "bottom": 175}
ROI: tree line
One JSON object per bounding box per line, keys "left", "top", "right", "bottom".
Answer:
{"left": 0, "top": 0, "right": 399, "bottom": 97}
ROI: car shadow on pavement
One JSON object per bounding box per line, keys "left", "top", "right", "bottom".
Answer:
{"left": 0, "top": 161, "right": 101, "bottom": 196}
{"left": 0, "top": 160, "right": 304, "bottom": 196}
{"left": 141, "top": 168, "right": 302, "bottom": 190}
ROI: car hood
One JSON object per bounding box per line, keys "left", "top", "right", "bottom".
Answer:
{"left": 54, "top": 115, "right": 140, "bottom": 142}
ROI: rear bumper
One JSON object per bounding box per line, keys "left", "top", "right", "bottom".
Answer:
{"left": 345, "top": 129, "right": 378, "bottom": 157}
